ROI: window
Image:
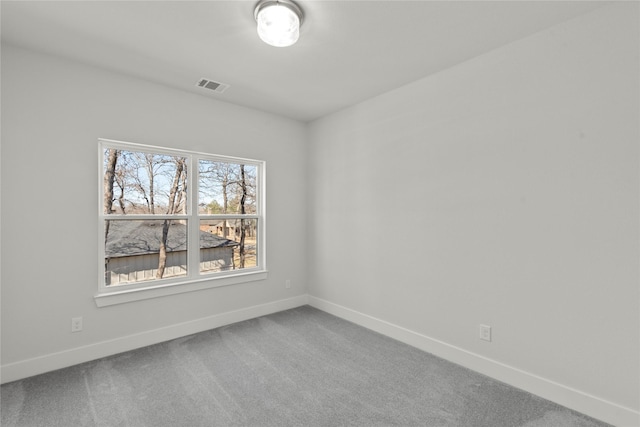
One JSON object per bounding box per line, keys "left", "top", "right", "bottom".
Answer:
{"left": 97, "top": 139, "right": 266, "bottom": 306}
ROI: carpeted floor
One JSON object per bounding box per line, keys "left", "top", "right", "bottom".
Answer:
{"left": 1, "top": 306, "right": 611, "bottom": 427}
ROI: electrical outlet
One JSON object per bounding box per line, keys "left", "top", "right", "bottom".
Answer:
{"left": 71, "top": 317, "right": 83, "bottom": 333}
{"left": 479, "top": 324, "right": 491, "bottom": 342}
{"left": 285, "top": 279, "right": 291, "bottom": 289}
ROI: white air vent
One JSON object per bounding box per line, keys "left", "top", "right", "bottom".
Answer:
{"left": 196, "top": 78, "right": 229, "bottom": 94}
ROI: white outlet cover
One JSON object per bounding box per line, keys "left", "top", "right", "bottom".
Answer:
{"left": 480, "top": 324, "right": 492, "bottom": 342}
{"left": 71, "top": 317, "right": 83, "bottom": 332}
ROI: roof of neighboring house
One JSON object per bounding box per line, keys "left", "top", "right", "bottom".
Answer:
{"left": 105, "top": 220, "right": 238, "bottom": 258}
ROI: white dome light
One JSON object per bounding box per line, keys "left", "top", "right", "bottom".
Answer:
{"left": 254, "top": 0, "right": 303, "bottom": 47}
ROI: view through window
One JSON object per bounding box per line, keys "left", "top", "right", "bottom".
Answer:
{"left": 100, "top": 140, "right": 263, "bottom": 292}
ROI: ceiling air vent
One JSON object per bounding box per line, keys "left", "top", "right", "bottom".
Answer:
{"left": 196, "top": 78, "right": 229, "bottom": 94}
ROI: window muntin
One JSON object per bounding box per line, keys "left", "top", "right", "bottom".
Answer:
{"left": 99, "top": 139, "right": 264, "bottom": 296}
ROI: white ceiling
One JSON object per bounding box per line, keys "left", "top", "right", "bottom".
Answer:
{"left": 1, "top": 1, "right": 605, "bottom": 122}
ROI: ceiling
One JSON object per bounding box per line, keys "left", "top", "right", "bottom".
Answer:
{"left": 1, "top": 1, "right": 606, "bottom": 122}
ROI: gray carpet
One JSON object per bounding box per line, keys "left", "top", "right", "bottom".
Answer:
{"left": 1, "top": 306, "right": 611, "bottom": 427}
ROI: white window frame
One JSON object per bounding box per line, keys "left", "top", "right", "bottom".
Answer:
{"left": 95, "top": 139, "right": 267, "bottom": 307}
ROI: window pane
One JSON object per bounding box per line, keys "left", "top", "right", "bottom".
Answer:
{"left": 103, "top": 148, "right": 187, "bottom": 214}
{"left": 200, "top": 219, "right": 258, "bottom": 273}
{"left": 104, "top": 219, "right": 187, "bottom": 286}
{"left": 198, "top": 160, "right": 257, "bottom": 214}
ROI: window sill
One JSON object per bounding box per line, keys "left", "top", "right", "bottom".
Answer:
{"left": 94, "top": 270, "right": 268, "bottom": 307}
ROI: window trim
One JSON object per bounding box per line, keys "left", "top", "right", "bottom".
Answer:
{"left": 96, "top": 138, "right": 267, "bottom": 307}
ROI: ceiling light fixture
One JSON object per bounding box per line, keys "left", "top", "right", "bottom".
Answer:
{"left": 254, "top": 0, "right": 303, "bottom": 47}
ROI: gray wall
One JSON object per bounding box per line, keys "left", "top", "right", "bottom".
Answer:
{"left": 308, "top": 3, "right": 638, "bottom": 415}
{"left": 1, "top": 44, "right": 308, "bottom": 369}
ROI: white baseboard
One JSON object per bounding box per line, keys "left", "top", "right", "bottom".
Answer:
{"left": 3, "top": 294, "right": 637, "bottom": 426}
{"left": 1, "top": 295, "right": 309, "bottom": 385}
{"left": 308, "top": 296, "right": 639, "bottom": 427}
